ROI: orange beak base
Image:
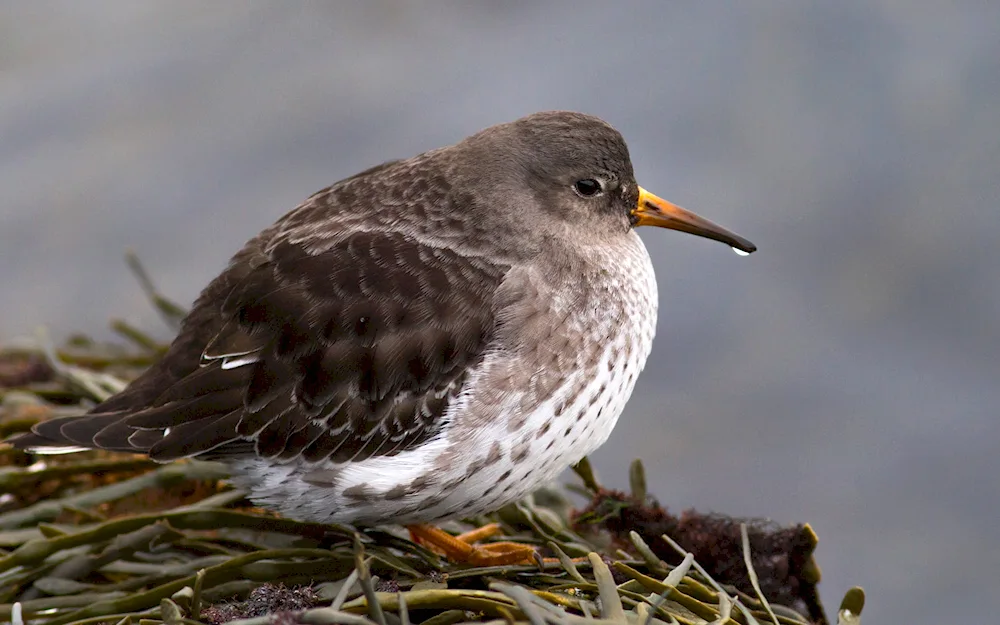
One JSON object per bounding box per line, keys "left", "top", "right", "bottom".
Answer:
{"left": 633, "top": 187, "right": 756, "bottom": 254}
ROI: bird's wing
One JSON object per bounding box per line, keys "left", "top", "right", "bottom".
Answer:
{"left": 15, "top": 228, "right": 508, "bottom": 463}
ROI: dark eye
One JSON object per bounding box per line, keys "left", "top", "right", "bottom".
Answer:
{"left": 573, "top": 179, "right": 603, "bottom": 197}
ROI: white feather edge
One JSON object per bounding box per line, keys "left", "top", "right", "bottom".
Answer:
{"left": 26, "top": 425, "right": 171, "bottom": 455}
{"left": 21, "top": 445, "right": 93, "bottom": 455}
{"left": 220, "top": 354, "right": 260, "bottom": 370}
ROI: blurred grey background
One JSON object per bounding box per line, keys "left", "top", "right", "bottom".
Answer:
{"left": 2, "top": 2, "right": 998, "bottom": 622}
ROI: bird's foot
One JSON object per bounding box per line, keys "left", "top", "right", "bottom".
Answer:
{"left": 407, "top": 523, "right": 538, "bottom": 566}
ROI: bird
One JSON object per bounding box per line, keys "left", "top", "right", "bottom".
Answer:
{"left": 10, "top": 111, "right": 755, "bottom": 565}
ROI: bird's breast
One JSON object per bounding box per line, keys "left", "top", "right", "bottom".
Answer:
{"left": 225, "top": 234, "right": 659, "bottom": 526}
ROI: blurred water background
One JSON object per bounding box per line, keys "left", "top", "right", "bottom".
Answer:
{"left": 2, "top": 3, "right": 998, "bottom": 623}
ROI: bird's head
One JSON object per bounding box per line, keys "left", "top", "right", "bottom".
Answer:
{"left": 462, "top": 111, "right": 756, "bottom": 255}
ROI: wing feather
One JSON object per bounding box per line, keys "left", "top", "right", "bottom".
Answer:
{"left": 12, "top": 224, "right": 506, "bottom": 465}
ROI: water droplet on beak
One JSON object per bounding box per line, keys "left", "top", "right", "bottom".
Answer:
{"left": 731, "top": 247, "right": 751, "bottom": 256}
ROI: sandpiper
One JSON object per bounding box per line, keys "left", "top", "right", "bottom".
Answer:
{"left": 12, "top": 111, "right": 755, "bottom": 564}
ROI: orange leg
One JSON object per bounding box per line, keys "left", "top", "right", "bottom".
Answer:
{"left": 407, "top": 523, "right": 538, "bottom": 566}
{"left": 455, "top": 522, "right": 505, "bottom": 543}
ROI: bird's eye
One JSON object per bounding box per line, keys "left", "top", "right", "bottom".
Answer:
{"left": 573, "top": 179, "right": 603, "bottom": 197}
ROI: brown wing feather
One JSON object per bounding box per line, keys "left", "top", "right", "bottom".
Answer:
{"left": 13, "top": 228, "right": 506, "bottom": 464}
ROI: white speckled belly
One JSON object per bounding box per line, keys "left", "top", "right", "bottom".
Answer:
{"left": 228, "top": 233, "right": 658, "bottom": 526}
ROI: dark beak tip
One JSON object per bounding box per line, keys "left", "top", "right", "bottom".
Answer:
{"left": 725, "top": 236, "right": 757, "bottom": 256}
{"left": 727, "top": 232, "right": 757, "bottom": 255}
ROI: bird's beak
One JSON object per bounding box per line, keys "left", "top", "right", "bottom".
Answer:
{"left": 634, "top": 187, "right": 757, "bottom": 255}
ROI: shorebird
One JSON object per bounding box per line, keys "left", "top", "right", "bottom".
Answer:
{"left": 11, "top": 111, "right": 755, "bottom": 565}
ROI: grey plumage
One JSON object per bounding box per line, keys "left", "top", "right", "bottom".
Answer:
{"left": 11, "top": 111, "right": 754, "bottom": 525}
